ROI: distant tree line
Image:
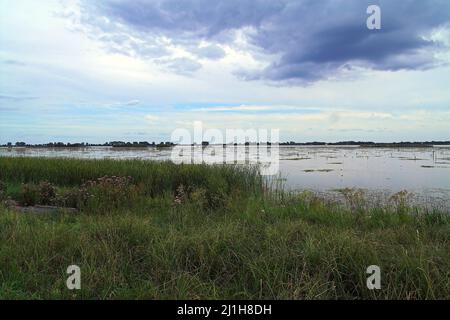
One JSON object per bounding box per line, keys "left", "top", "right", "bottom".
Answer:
{"left": 279, "top": 141, "right": 450, "bottom": 147}
{"left": 0, "top": 141, "right": 176, "bottom": 148}
{"left": 2, "top": 140, "right": 450, "bottom": 148}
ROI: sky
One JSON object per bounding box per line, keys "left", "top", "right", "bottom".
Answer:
{"left": 1, "top": 0, "right": 450, "bottom": 144}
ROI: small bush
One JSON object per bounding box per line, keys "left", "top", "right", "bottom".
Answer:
{"left": 172, "top": 184, "right": 227, "bottom": 210}
{"left": 206, "top": 189, "right": 228, "bottom": 209}
{"left": 173, "top": 184, "right": 187, "bottom": 206}
{"left": 38, "top": 181, "right": 56, "bottom": 205}
{"left": 80, "top": 176, "right": 141, "bottom": 211}
{"left": 19, "top": 183, "right": 39, "bottom": 206}
{"left": 55, "top": 188, "right": 84, "bottom": 208}
{"left": 190, "top": 187, "right": 208, "bottom": 208}
{"left": 52, "top": 177, "right": 143, "bottom": 210}
{"left": 17, "top": 181, "right": 57, "bottom": 206}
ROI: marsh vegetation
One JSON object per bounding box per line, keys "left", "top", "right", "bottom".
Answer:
{"left": 0, "top": 157, "right": 449, "bottom": 299}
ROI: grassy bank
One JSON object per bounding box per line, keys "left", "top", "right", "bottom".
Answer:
{"left": 0, "top": 157, "right": 449, "bottom": 299}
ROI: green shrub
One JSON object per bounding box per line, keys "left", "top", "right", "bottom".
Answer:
{"left": 17, "top": 181, "right": 57, "bottom": 206}
{"left": 18, "top": 183, "right": 39, "bottom": 206}
{"left": 55, "top": 188, "right": 83, "bottom": 208}
{"left": 80, "top": 176, "right": 142, "bottom": 211}
{"left": 190, "top": 187, "right": 208, "bottom": 209}
{"left": 38, "top": 181, "right": 56, "bottom": 205}
{"left": 206, "top": 189, "right": 228, "bottom": 209}
{"left": 173, "top": 184, "right": 227, "bottom": 210}
{"left": 173, "top": 184, "right": 187, "bottom": 206}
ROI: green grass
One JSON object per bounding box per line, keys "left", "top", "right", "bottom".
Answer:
{"left": 0, "top": 157, "right": 449, "bottom": 299}
{"left": 0, "top": 157, "right": 263, "bottom": 197}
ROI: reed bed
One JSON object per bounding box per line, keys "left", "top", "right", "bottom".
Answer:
{"left": 0, "top": 157, "right": 263, "bottom": 197}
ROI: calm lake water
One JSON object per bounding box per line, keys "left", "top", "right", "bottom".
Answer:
{"left": 2, "top": 146, "right": 450, "bottom": 210}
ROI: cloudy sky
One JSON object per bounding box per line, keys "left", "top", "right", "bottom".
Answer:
{"left": 1, "top": 0, "right": 450, "bottom": 144}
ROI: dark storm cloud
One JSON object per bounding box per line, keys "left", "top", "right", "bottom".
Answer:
{"left": 190, "top": 44, "right": 226, "bottom": 60}
{"left": 79, "top": 0, "right": 450, "bottom": 82}
{"left": 81, "top": 0, "right": 282, "bottom": 38}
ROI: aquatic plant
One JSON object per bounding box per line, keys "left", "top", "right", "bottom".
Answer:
{"left": 338, "top": 188, "right": 367, "bottom": 213}
{"left": 389, "top": 190, "right": 413, "bottom": 214}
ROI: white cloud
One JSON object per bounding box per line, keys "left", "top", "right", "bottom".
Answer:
{"left": 193, "top": 105, "right": 275, "bottom": 112}
{"left": 145, "top": 115, "right": 160, "bottom": 122}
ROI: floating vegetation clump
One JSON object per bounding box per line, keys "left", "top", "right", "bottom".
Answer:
{"left": 303, "top": 169, "right": 334, "bottom": 173}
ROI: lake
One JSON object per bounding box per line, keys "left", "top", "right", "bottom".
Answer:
{"left": 1, "top": 145, "right": 450, "bottom": 210}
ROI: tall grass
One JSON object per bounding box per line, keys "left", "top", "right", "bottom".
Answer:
{"left": 0, "top": 157, "right": 263, "bottom": 197}
{"left": 0, "top": 157, "right": 449, "bottom": 299}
